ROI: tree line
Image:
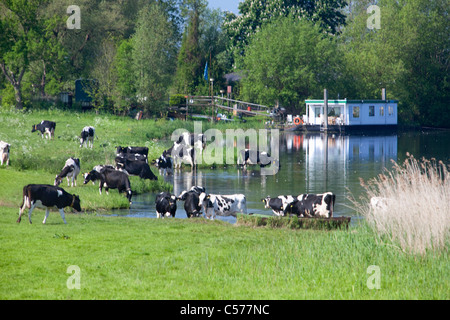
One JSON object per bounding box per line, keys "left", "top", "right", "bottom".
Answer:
{"left": 0, "top": 0, "right": 448, "bottom": 127}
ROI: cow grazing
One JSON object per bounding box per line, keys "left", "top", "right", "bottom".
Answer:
{"left": 80, "top": 126, "right": 95, "bottom": 148}
{"left": 83, "top": 165, "right": 115, "bottom": 185}
{"left": 31, "top": 120, "right": 56, "bottom": 139}
{"left": 55, "top": 158, "right": 80, "bottom": 187}
{"left": 201, "top": 193, "right": 247, "bottom": 219}
{"left": 0, "top": 141, "right": 10, "bottom": 166}
{"left": 238, "top": 149, "right": 279, "bottom": 169}
{"left": 285, "top": 193, "right": 336, "bottom": 218}
{"left": 84, "top": 167, "right": 132, "bottom": 204}
{"left": 155, "top": 192, "right": 177, "bottom": 218}
{"left": 116, "top": 146, "right": 149, "bottom": 158}
{"left": 17, "top": 184, "right": 81, "bottom": 224}
{"left": 115, "top": 158, "right": 157, "bottom": 180}
{"left": 262, "top": 195, "right": 295, "bottom": 216}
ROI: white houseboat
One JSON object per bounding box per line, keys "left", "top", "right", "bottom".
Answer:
{"left": 288, "top": 93, "right": 398, "bottom": 132}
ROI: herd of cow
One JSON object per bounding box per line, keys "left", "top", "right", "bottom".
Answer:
{"left": 2, "top": 119, "right": 336, "bottom": 224}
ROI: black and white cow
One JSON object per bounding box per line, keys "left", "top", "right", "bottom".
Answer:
{"left": 175, "top": 132, "right": 206, "bottom": 150}
{"left": 0, "top": 140, "right": 10, "bottom": 166}
{"left": 83, "top": 165, "right": 115, "bottom": 185}
{"left": 178, "top": 187, "right": 205, "bottom": 218}
{"left": 115, "top": 153, "right": 148, "bottom": 163}
{"left": 54, "top": 158, "right": 81, "bottom": 187}
{"left": 155, "top": 192, "right": 177, "bottom": 218}
{"left": 238, "top": 149, "right": 279, "bottom": 168}
{"left": 80, "top": 126, "right": 95, "bottom": 148}
{"left": 201, "top": 193, "right": 248, "bottom": 219}
{"left": 261, "top": 195, "right": 295, "bottom": 216}
{"left": 167, "top": 132, "right": 205, "bottom": 170}
{"left": 84, "top": 167, "right": 132, "bottom": 204}
{"left": 116, "top": 146, "right": 149, "bottom": 158}
{"left": 115, "top": 158, "right": 157, "bottom": 180}
{"left": 285, "top": 193, "right": 336, "bottom": 218}
{"left": 31, "top": 120, "right": 56, "bottom": 139}
{"left": 17, "top": 184, "right": 81, "bottom": 224}
{"left": 154, "top": 150, "right": 173, "bottom": 176}
{"left": 171, "top": 143, "right": 195, "bottom": 169}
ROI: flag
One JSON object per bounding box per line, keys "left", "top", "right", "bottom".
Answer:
{"left": 204, "top": 62, "right": 208, "bottom": 81}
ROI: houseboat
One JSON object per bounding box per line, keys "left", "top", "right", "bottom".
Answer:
{"left": 287, "top": 94, "right": 398, "bottom": 133}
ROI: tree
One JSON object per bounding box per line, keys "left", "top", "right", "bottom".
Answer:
{"left": 339, "top": 0, "right": 449, "bottom": 127}
{"left": 239, "top": 17, "right": 341, "bottom": 111}
{"left": 132, "top": 2, "right": 178, "bottom": 114}
{"left": 0, "top": 0, "right": 48, "bottom": 108}
{"left": 224, "top": 0, "right": 347, "bottom": 59}
{"left": 173, "top": 0, "right": 207, "bottom": 94}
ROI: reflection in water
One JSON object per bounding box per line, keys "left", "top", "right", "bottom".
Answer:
{"left": 114, "top": 133, "right": 402, "bottom": 223}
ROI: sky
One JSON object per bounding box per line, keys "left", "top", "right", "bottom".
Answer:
{"left": 207, "top": 0, "right": 241, "bottom": 14}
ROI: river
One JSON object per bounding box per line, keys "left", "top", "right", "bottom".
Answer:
{"left": 111, "top": 129, "right": 450, "bottom": 223}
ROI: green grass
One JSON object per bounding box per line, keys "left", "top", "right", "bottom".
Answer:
{"left": 0, "top": 207, "right": 447, "bottom": 299}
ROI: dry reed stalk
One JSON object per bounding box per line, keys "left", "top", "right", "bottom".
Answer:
{"left": 351, "top": 154, "right": 449, "bottom": 255}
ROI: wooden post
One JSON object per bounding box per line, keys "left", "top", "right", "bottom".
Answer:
{"left": 324, "top": 89, "right": 328, "bottom": 131}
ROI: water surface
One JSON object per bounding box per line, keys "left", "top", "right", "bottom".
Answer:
{"left": 112, "top": 129, "right": 450, "bottom": 223}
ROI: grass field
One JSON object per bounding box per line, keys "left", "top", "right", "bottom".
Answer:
{"left": 0, "top": 207, "right": 448, "bottom": 300}
{"left": 0, "top": 108, "right": 448, "bottom": 300}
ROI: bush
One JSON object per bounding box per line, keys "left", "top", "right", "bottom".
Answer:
{"left": 169, "top": 94, "right": 186, "bottom": 106}
{"left": 351, "top": 154, "right": 450, "bottom": 255}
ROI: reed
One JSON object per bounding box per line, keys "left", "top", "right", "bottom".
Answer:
{"left": 351, "top": 153, "right": 450, "bottom": 255}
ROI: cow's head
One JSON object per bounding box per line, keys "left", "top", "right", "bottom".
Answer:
{"left": 71, "top": 194, "right": 82, "bottom": 212}
{"left": 31, "top": 124, "right": 37, "bottom": 133}
{"left": 261, "top": 197, "right": 271, "bottom": 208}
{"left": 54, "top": 175, "right": 63, "bottom": 186}
{"left": 83, "top": 170, "right": 99, "bottom": 184}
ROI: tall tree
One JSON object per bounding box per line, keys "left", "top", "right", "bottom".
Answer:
{"left": 174, "top": 0, "right": 207, "bottom": 94}
{"left": 132, "top": 2, "right": 178, "bottom": 114}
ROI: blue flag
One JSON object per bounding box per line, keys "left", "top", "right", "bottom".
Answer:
{"left": 204, "top": 62, "right": 208, "bottom": 81}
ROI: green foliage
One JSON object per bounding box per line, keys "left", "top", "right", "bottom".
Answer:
{"left": 132, "top": 2, "right": 178, "bottom": 115}
{"left": 224, "top": 0, "right": 347, "bottom": 57}
{"left": 169, "top": 94, "right": 186, "bottom": 106}
{"left": 239, "top": 18, "right": 341, "bottom": 110}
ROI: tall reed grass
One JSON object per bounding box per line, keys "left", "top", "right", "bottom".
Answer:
{"left": 351, "top": 153, "right": 449, "bottom": 255}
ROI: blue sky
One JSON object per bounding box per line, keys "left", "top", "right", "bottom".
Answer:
{"left": 207, "top": 0, "right": 241, "bottom": 14}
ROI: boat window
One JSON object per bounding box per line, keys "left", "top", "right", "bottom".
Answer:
{"left": 388, "top": 106, "right": 394, "bottom": 116}
{"left": 380, "top": 106, "right": 384, "bottom": 116}
{"left": 353, "top": 106, "right": 360, "bottom": 118}
{"left": 315, "top": 107, "right": 321, "bottom": 118}
{"left": 369, "top": 106, "right": 375, "bottom": 117}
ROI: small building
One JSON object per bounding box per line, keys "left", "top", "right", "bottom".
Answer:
{"left": 301, "top": 98, "right": 398, "bottom": 132}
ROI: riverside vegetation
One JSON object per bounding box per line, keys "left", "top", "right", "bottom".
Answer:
{"left": 0, "top": 109, "right": 448, "bottom": 299}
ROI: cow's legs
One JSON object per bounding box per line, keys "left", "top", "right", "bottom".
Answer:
{"left": 17, "top": 198, "right": 29, "bottom": 223}
{"left": 43, "top": 208, "right": 50, "bottom": 224}
{"left": 27, "top": 203, "right": 37, "bottom": 224}
{"left": 59, "top": 208, "right": 67, "bottom": 224}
